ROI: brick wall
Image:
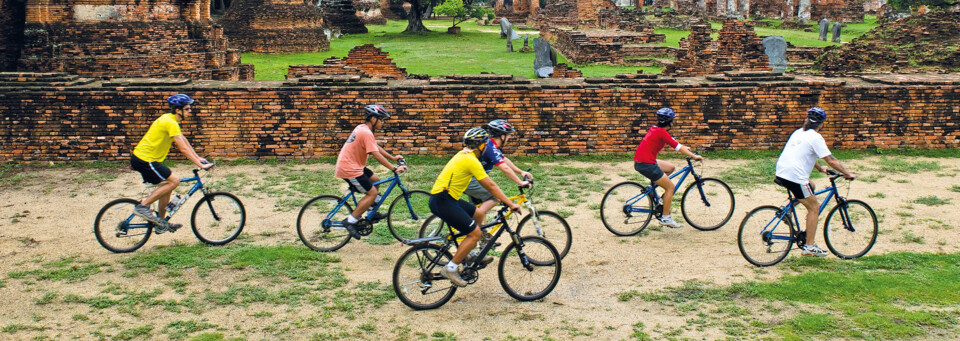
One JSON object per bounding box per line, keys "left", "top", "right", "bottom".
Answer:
{"left": 550, "top": 63, "right": 583, "bottom": 78}
{"left": 0, "top": 0, "right": 26, "bottom": 71}
{"left": 353, "top": 0, "right": 385, "bottom": 25}
{"left": 323, "top": 0, "right": 367, "bottom": 34}
{"left": 218, "top": 0, "right": 330, "bottom": 53}
{"left": 1, "top": 72, "right": 957, "bottom": 162}
{"left": 811, "top": 0, "right": 864, "bottom": 22}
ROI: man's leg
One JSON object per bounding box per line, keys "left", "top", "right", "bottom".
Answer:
{"left": 352, "top": 186, "right": 379, "bottom": 219}
{"left": 657, "top": 160, "right": 676, "bottom": 175}
{"left": 798, "top": 196, "right": 820, "bottom": 245}
{"left": 653, "top": 175, "right": 676, "bottom": 215}
{"left": 473, "top": 200, "right": 498, "bottom": 226}
{"left": 452, "top": 228, "right": 482, "bottom": 264}
{"left": 141, "top": 176, "right": 180, "bottom": 218}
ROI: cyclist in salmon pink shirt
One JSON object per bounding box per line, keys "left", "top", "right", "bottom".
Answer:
{"left": 633, "top": 108, "right": 703, "bottom": 228}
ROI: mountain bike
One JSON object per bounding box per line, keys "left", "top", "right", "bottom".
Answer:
{"left": 94, "top": 162, "right": 245, "bottom": 253}
{"left": 393, "top": 206, "right": 562, "bottom": 310}
{"left": 737, "top": 170, "right": 878, "bottom": 267}
{"left": 600, "top": 156, "right": 735, "bottom": 236}
{"left": 417, "top": 176, "right": 572, "bottom": 259}
{"left": 297, "top": 159, "right": 430, "bottom": 252}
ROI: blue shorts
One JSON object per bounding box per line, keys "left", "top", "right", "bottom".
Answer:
{"left": 429, "top": 193, "right": 478, "bottom": 236}
{"left": 634, "top": 162, "right": 665, "bottom": 182}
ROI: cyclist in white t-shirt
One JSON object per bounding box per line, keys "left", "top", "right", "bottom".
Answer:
{"left": 774, "top": 107, "right": 855, "bottom": 257}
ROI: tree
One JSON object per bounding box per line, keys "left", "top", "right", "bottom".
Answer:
{"left": 433, "top": 0, "right": 494, "bottom": 27}
{"left": 399, "top": 0, "right": 440, "bottom": 33}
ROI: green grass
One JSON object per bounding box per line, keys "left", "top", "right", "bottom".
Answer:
{"left": 874, "top": 157, "right": 943, "bottom": 173}
{"left": 622, "top": 252, "right": 960, "bottom": 339}
{"left": 7, "top": 256, "right": 106, "bottom": 283}
{"left": 121, "top": 244, "right": 343, "bottom": 282}
{"left": 751, "top": 16, "right": 879, "bottom": 48}
{"left": 912, "top": 195, "right": 951, "bottom": 206}
{"left": 717, "top": 159, "right": 776, "bottom": 187}
{"left": 243, "top": 20, "right": 649, "bottom": 80}
{"left": 951, "top": 185, "right": 960, "bottom": 193}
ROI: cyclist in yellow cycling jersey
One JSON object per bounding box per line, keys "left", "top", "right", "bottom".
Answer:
{"left": 429, "top": 128, "right": 521, "bottom": 287}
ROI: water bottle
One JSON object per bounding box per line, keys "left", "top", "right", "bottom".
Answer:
{"left": 166, "top": 195, "right": 183, "bottom": 215}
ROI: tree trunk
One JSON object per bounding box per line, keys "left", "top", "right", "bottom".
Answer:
{"left": 403, "top": 0, "right": 430, "bottom": 33}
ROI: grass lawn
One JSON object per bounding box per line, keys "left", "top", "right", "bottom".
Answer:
{"left": 242, "top": 17, "right": 879, "bottom": 80}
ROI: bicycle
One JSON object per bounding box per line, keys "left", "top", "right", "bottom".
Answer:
{"left": 737, "top": 170, "right": 878, "bottom": 267}
{"left": 393, "top": 205, "right": 562, "bottom": 310}
{"left": 417, "top": 176, "right": 572, "bottom": 259}
{"left": 94, "top": 162, "right": 246, "bottom": 253}
{"left": 297, "top": 159, "right": 431, "bottom": 252}
{"left": 600, "top": 156, "right": 735, "bottom": 236}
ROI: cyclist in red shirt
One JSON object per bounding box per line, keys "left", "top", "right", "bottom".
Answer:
{"left": 633, "top": 108, "right": 703, "bottom": 228}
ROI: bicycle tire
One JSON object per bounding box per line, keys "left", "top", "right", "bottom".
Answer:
{"left": 498, "top": 236, "right": 562, "bottom": 301}
{"left": 516, "top": 210, "right": 572, "bottom": 259}
{"left": 418, "top": 214, "right": 448, "bottom": 239}
{"left": 393, "top": 244, "right": 458, "bottom": 310}
{"left": 823, "top": 200, "right": 878, "bottom": 259}
{"left": 388, "top": 190, "right": 432, "bottom": 243}
{"left": 94, "top": 198, "right": 152, "bottom": 253}
{"left": 191, "top": 192, "right": 246, "bottom": 245}
{"left": 738, "top": 206, "right": 794, "bottom": 267}
{"left": 600, "top": 181, "right": 653, "bottom": 236}
{"left": 297, "top": 195, "right": 353, "bottom": 252}
{"left": 681, "top": 178, "right": 735, "bottom": 231}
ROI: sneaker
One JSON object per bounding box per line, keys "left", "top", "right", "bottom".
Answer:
{"left": 440, "top": 267, "right": 468, "bottom": 287}
{"left": 368, "top": 212, "right": 388, "bottom": 222}
{"left": 133, "top": 204, "right": 160, "bottom": 223}
{"left": 152, "top": 221, "right": 167, "bottom": 234}
{"left": 341, "top": 219, "right": 362, "bottom": 240}
{"left": 801, "top": 244, "right": 829, "bottom": 257}
{"left": 658, "top": 216, "right": 682, "bottom": 228}
{"left": 167, "top": 222, "right": 183, "bottom": 232}
{"left": 466, "top": 252, "right": 494, "bottom": 266}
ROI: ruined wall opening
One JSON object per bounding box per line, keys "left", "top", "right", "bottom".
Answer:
{"left": 0, "top": 0, "right": 27, "bottom": 71}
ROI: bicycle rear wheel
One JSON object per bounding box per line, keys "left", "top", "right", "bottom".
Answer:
{"left": 681, "top": 178, "right": 735, "bottom": 231}
{"left": 94, "top": 198, "right": 152, "bottom": 253}
{"left": 516, "top": 210, "right": 572, "bottom": 259}
{"left": 600, "top": 181, "right": 653, "bottom": 236}
{"left": 824, "top": 200, "right": 878, "bottom": 259}
{"left": 738, "top": 206, "right": 794, "bottom": 267}
{"left": 191, "top": 192, "right": 246, "bottom": 245}
{"left": 498, "top": 236, "right": 561, "bottom": 302}
{"left": 388, "top": 190, "right": 432, "bottom": 243}
{"left": 297, "top": 195, "right": 353, "bottom": 252}
{"left": 393, "top": 244, "right": 458, "bottom": 310}
{"left": 418, "top": 214, "right": 447, "bottom": 238}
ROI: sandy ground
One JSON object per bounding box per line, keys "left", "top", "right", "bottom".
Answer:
{"left": 0, "top": 157, "right": 957, "bottom": 340}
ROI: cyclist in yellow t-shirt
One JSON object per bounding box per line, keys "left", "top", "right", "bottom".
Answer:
{"left": 429, "top": 128, "right": 521, "bottom": 287}
{"left": 129, "top": 94, "right": 213, "bottom": 232}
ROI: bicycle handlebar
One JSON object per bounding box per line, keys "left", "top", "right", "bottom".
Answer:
{"left": 193, "top": 160, "right": 216, "bottom": 175}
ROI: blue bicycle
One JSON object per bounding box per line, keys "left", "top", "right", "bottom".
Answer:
{"left": 737, "top": 170, "right": 878, "bottom": 267}
{"left": 296, "top": 159, "right": 431, "bottom": 252}
{"left": 94, "top": 163, "right": 246, "bottom": 253}
{"left": 600, "top": 156, "right": 735, "bottom": 236}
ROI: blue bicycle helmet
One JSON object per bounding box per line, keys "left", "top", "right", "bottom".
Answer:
{"left": 656, "top": 107, "right": 676, "bottom": 118}
{"left": 365, "top": 104, "right": 390, "bottom": 119}
{"left": 807, "top": 107, "right": 827, "bottom": 123}
{"left": 166, "top": 94, "right": 195, "bottom": 107}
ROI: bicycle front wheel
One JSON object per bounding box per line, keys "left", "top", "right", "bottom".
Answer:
{"left": 388, "top": 190, "right": 432, "bottom": 243}
{"left": 418, "top": 214, "right": 447, "bottom": 238}
{"left": 393, "top": 244, "right": 458, "bottom": 310}
{"left": 516, "top": 210, "right": 572, "bottom": 259}
{"left": 498, "top": 236, "right": 562, "bottom": 302}
{"left": 681, "top": 178, "right": 735, "bottom": 231}
{"left": 191, "top": 192, "right": 246, "bottom": 245}
{"left": 738, "top": 206, "right": 794, "bottom": 267}
{"left": 824, "top": 200, "right": 878, "bottom": 259}
{"left": 600, "top": 181, "right": 653, "bottom": 236}
{"left": 94, "top": 198, "right": 152, "bottom": 253}
{"left": 297, "top": 195, "right": 353, "bottom": 252}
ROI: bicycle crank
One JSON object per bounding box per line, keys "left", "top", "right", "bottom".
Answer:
{"left": 461, "top": 268, "right": 479, "bottom": 285}
{"left": 356, "top": 220, "right": 374, "bottom": 236}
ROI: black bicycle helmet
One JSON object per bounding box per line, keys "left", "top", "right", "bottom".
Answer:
{"left": 486, "top": 119, "right": 516, "bottom": 137}
{"left": 463, "top": 127, "right": 490, "bottom": 149}
{"left": 364, "top": 104, "right": 390, "bottom": 119}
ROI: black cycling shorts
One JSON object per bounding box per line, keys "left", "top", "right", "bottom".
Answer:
{"left": 775, "top": 176, "right": 815, "bottom": 199}
{"left": 130, "top": 154, "right": 172, "bottom": 185}
{"left": 344, "top": 167, "right": 375, "bottom": 193}
{"left": 429, "top": 193, "right": 478, "bottom": 235}
{"left": 634, "top": 162, "right": 665, "bottom": 182}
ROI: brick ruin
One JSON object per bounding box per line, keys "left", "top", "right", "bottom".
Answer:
{"left": 286, "top": 44, "right": 407, "bottom": 80}
{"left": 0, "top": 0, "right": 27, "bottom": 72}
{"left": 323, "top": 0, "right": 368, "bottom": 34}
{"left": 550, "top": 63, "right": 583, "bottom": 78}
{"left": 494, "top": 0, "right": 539, "bottom": 23}
{"left": 656, "top": 0, "right": 865, "bottom": 22}
{"left": 353, "top": 0, "right": 386, "bottom": 25}
{"left": 815, "top": 10, "right": 960, "bottom": 74}
{"left": 379, "top": 0, "right": 408, "bottom": 20}
{"left": 665, "top": 20, "right": 770, "bottom": 76}
{"left": 8, "top": 0, "right": 254, "bottom": 80}
{"left": 1, "top": 70, "right": 957, "bottom": 161}
{"left": 217, "top": 0, "right": 330, "bottom": 53}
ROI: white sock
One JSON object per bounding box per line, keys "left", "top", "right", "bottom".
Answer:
{"left": 662, "top": 214, "right": 671, "bottom": 220}
{"left": 445, "top": 261, "right": 458, "bottom": 272}
{"left": 346, "top": 215, "right": 359, "bottom": 223}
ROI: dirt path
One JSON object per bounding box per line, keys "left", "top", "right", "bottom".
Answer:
{"left": 0, "top": 157, "right": 957, "bottom": 340}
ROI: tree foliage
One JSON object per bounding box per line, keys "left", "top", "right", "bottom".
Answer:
{"left": 433, "top": 0, "right": 494, "bottom": 27}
